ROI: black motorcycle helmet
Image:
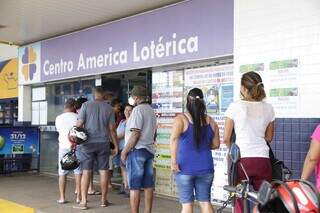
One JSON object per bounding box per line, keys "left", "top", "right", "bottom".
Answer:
{"left": 60, "top": 149, "right": 80, "bottom": 170}
{"left": 68, "top": 126, "right": 88, "bottom": 145}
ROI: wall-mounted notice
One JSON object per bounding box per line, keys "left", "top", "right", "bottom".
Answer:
{"left": 268, "top": 59, "right": 299, "bottom": 117}
{"left": 152, "top": 70, "right": 183, "bottom": 197}
{"left": 184, "top": 64, "right": 234, "bottom": 204}
{"left": 238, "top": 59, "right": 300, "bottom": 118}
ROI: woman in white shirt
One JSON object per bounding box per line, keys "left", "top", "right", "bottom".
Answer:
{"left": 224, "top": 71, "right": 275, "bottom": 213}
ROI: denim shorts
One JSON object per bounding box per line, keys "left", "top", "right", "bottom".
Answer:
{"left": 58, "top": 148, "right": 82, "bottom": 176}
{"left": 175, "top": 173, "right": 214, "bottom": 203}
{"left": 126, "top": 148, "right": 154, "bottom": 190}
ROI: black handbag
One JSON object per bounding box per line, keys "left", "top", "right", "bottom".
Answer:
{"left": 266, "top": 142, "right": 292, "bottom": 181}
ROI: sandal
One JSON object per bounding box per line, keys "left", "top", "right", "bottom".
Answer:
{"left": 100, "top": 200, "right": 111, "bottom": 207}
{"left": 88, "top": 191, "right": 101, "bottom": 195}
{"left": 57, "top": 199, "right": 67, "bottom": 204}
{"left": 73, "top": 203, "right": 88, "bottom": 210}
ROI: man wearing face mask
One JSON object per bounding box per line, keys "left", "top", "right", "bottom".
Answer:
{"left": 121, "top": 86, "right": 157, "bottom": 213}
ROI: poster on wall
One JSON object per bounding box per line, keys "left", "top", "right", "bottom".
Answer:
{"left": 238, "top": 59, "right": 300, "bottom": 118}
{"left": 0, "top": 127, "right": 40, "bottom": 155}
{"left": 152, "top": 70, "right": 184, "bottom": 197}
{"left": 184, "top": 64, "right": 234, "bottom": 204}
{"left": 152, "top": 65, "right": 234, "bottom": 203}
{"left": 268, "top": 59, "right": 299, "bottom": 117}
{"left": 0, "top": 58, "right": 18, "bottom": 99}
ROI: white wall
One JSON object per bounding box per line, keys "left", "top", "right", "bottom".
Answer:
{"left": 234, "top": 0, "right": 320, "bottom": 118}
{"left": 0, "top": 44, "right": 18, "bottom": 61}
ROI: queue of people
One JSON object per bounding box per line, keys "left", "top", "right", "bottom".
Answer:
{"left": 55, "top": 85, "right": 157, "bottom": 212}
{"left": 55, "top": 73, "right": 320, "bottom": 213}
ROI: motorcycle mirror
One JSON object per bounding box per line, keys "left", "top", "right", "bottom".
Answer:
{"left": 229, "top": 143, "right": 240, "bottom": 163}
{"left": 257, "top": 181, "right": 273, "bottom": 206}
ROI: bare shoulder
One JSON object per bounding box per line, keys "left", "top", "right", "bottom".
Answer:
{"left": 205, "top": 115, "right": 214, "bottom": 124}
{"left": 174, "top": 113, "right": 185, "bottom": 122}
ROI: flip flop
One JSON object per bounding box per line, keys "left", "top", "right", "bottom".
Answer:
{"left": 88, "top": 191, "right": 101, "bottom": 195}
{"left": 100, "top": 201, "right": 111, "bottom": 207}
{"left": 73, "top": 203, "right": 88, "bottom": 210}
{"left": 57, "top": 200, "right": 67, "bottom": 204}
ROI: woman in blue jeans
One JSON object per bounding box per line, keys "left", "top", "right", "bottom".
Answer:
{"left": 170, "top": 88, "right": 220, "bottom": 213}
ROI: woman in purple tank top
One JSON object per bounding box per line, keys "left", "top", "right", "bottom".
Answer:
{"left": 170, "top": 88, "right": 220, "bottom": 213}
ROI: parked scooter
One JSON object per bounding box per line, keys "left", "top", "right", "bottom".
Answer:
{"left": 217, "top": 143, "right": 320, "bottom": 213}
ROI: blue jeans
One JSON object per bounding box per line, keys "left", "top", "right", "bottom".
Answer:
{"left": 175, "top": 173, "right": 214, "bottom": 203}
{"left": 126, "top": 148, "right": 154, "bottom": 190}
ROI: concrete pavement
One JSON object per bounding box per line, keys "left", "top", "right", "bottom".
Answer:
{"left": 0, "top": 173, "right": 219, "bottom": 213}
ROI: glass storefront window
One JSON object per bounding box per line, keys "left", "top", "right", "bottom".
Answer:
{"left": 46, "top": 79, "right": 95, "bottom": 124}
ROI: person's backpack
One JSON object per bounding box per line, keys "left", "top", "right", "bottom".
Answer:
{"left": 267, "top": 143, "right": 292, "bottom": 181}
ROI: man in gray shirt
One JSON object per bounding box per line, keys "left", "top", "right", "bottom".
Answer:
{"left": 121, "top": 86, "right": 157, "bottom": 213}
{"left": 75, "top": 86, "right": 118, "bottom": 210}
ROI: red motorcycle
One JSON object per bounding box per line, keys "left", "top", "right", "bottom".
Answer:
{"left": 218, "top": 143, "right": 320, "bottom": 213}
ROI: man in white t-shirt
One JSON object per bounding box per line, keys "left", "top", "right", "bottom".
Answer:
{"left": 56, "top": 98, "right": 82, "bottom": 204}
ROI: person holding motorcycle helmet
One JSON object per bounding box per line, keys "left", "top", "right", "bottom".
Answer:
{"left": 55, "top": 98, "right": 82, "bottom": 204}
{"left": 301, "top": 124, "right": 320, "bottom": 191}
{"left": 224, "top": 71, "right": 275, "bottom": 213}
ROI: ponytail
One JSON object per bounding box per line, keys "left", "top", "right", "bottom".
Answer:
{"left": 186, "top": 88, "right": 207, "bottom": 148}
{"left": 241, "top": 71, "right": 266, "bottom": 101}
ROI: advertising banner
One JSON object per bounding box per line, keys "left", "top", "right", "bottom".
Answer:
{"left": 184, "top": 64, "right": 234, "bottom": 204}
{"left": 0, "top": 58, "right": 18, "bottom": 98}
{"left": 18, "top": 0, "right": 233, "bottom": 84}
{"left": 18, "top": 43, "right": 41, "bottom": 85}
{"left": 152, "top": 65, "right": 234, "bottom": 204}
{"left": 0, "top": 127, "right": 39, "bottom": 155}
{"left": 152, "top": 70, "right": 184, "bottom": 196}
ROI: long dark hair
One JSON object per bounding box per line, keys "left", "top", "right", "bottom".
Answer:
{"left": 186, "top": 88, "right": 207, "bottom": 148}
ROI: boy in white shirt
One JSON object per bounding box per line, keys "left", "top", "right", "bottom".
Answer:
{"left": 56, "top": 99, "right": 82, "bottom": 204}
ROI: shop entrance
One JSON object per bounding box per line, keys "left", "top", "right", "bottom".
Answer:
{"left": 101, "top": 69, "right": 151, "bottom": 104}
{"left": 100, "top": 69, "right": 151, "bottom": 186}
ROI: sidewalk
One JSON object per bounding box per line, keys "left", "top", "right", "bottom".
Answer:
{"left": 0, "top": 173, "right": 219, "bottom": 213}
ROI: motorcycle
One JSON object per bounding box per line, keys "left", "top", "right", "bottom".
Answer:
{"left": 217, "top": 143, "right": 320, "bottom": 213}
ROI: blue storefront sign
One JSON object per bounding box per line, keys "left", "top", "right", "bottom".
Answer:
{"left": 0, "top": 127, "right": 39, "bottom": 155}
{"left": 18, "top": 0, "right": 233, "bottom": 85}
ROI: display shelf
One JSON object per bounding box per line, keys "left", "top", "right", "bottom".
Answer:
{"left": 0, "top": 99, "right": 18, "bottom": 126}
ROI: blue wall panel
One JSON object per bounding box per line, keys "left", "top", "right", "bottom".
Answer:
{"left": 271, "top": 118, "right": 320, "bottom": 182}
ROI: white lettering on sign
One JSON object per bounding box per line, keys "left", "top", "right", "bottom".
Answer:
{"left": 77, "top": 48, "right": 128, "bottom": 71}
{"left": 133, "top": 33, "right": 199, "bottom": 62}
{"left": 43, "top": 59, "right": 73, "bottom": 76}
{"left": 42, "top": 33, "right": 199, "bottom": 77}
{"left": 10, "top": 133, "right": 26, "bottom": 140}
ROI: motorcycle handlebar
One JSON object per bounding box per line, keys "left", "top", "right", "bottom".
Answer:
{"left": 223, "top": 185, "right": 237, "bottom": 193}
{"left": 247, "top": 191, "right": 258, "bottom": 200}
{"left": 223, "top": 184, "right": 259, "bottom": 200}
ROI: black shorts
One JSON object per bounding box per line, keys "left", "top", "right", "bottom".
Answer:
{"left": 79, "top": 143, "right": 110, "bottom": 171}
